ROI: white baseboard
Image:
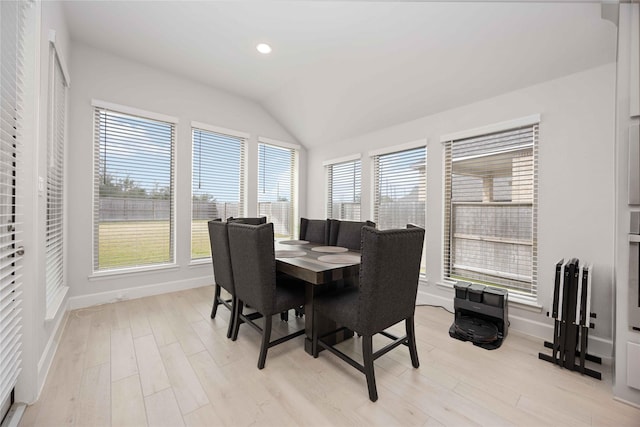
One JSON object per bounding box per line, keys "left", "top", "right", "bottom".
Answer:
{"left": 36, "top": 302, "right": 69, "bottom": 400}
{"left": 614, "top": 396, "right": 640, "bottom": 410}
{"left": 416, "top": 286, "right": 613, "bottom": 361}
{"left": 68, "top": 277, "right": 212, "bottom": 310}
{"left": 417, "top": 289, "right": 453, "bottom": 310}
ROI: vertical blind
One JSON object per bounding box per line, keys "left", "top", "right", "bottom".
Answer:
{"left": 45, "top": 47, "right": 67, "bottom": 308}
{"left": 93, "top": 107, "right": 176, "bottom": 271}
{"left": 443, "top": 124, "right": 538, "bottom": 296}
{"left": 191, "top": 127, "right": 246, "bottom": 259}
{"left": 0, "top": 0, "right": 28, "bottom": 415}
{"left": 326, "top": 159, "right": 361, "bottom": 221}
{"left": 372, "top": 146, "right": 426, "bottom": 230}
{"left": 258, "top": 142, "right": 297, "bottom": 238}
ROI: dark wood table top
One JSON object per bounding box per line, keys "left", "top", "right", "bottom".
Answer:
{"left": 274, "top": 240, "right": 360, "bottom": 285}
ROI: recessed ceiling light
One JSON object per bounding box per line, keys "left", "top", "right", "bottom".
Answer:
{"left": 256, "top": 43, "right": 272, "bottom": 54}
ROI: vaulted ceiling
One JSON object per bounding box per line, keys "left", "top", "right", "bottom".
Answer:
{"left": 62, "top": 1, "right": 617, "bottom": 148}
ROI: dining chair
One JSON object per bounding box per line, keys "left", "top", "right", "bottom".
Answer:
{"left": 228, "top": 222, "right": 306, "bottom": 369}
{"left": 312, "top": 225, "right": 425, "bottom": 402}
{"left": 226, "top": 216, "right": 267, "bottom": 225}
{"left": 299, "top": 218, "right": 330, "bottom": 244}
{"left": 328, "top": 219, "right": 376, "bottom": 250}
{"left": 207, "top": 219, "right": 237, "bottom": 339}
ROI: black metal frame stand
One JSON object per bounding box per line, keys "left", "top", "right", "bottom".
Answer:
{"left": 538, "top": 258, "right": 601, "bottom": 380}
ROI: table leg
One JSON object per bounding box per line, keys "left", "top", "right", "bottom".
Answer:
{"left": 304, "top": 282, "right": 355, "bottom": 355}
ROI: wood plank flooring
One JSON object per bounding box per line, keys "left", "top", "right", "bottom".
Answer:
{"left": 20, "top": 286, "right": 640, "bottom": 427}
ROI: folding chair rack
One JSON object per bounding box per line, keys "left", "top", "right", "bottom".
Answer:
{"left": 538, "top": 258, "right": 601, "bottom": 380}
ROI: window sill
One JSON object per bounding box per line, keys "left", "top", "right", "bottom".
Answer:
{"left": 189, "top": 258, "right": 211, "bottom": 268}
{"left": 89, "top": 263, "right": 179, "bottom": 280}
{"left": 436, "top": 280, "right": 543, "bottom": 313}
{"left": 45, "top": 286, "right": 69, "bottom": 322}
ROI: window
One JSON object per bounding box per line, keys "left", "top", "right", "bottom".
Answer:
{"left": 93, "top": 103, "right": 176, "bottom": 271}
{"left": 46, "top": 33, "right": 69, "bottom": 309}
{"left": 372, "top": 144, "right": 426, "bottom": 274}
{"left": 443, "top": 121, "right": 539, "bottom": 296}
{"left": 257, "top": 139, "right": 298, "bottom": 238}
{"left": 325, "top": 156, "right": 361, "bottom": 221}
{"left": 372, "top": 144, "right": 426, "bottom": 230}
{"left": 0, "top": 0, "right": 29, "bottom": 416}
{"left": 191, "top": 124, "right": 247, "bottom": 259}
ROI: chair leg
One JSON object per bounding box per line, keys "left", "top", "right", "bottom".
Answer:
{"left": 406, "top": 316, "right": 420, "bottom": 368}
{"left": 258, "top": 315, "right": 272, "bottom": 369}
{"left": 362, "top": 335, "right": 378, "bottom": 402}
{"left": 226, "top": 296, "right": 237, "bottom": 339}
{"left": 231, "top": 300, "right": 243, "bottom": 341}
{"left": 210, "top": 284, "right": 221, "bottom": 319}
{"left": 280, "top": 310, "right": 289, "bottom": 321}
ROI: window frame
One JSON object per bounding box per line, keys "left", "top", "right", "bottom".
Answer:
{"left": 190, "top": 121, "right": 248, "bottom": 260}
{"left": 440, "top": 115, "right": 540, "bottom": 298}
{"left": 370, "top": 140, "right": 427, "bottom": 276}
{"left": 45, "top": 30, "right": 70, "bottom": 317}
{"left": 369, "top": 140, "right": 427, "bottom": 230}
{"left": 323, "top": 153, "right": 362, "bottom": 221}
{"left": 257, "top": 136, "right": 300, "bottom": 239}
{"left": 91, "top": 100, "right": 178, "bottom": 275}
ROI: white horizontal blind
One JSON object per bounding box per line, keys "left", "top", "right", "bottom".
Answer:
{"left": 373, "top": 146, "right": 426, "bottom": 275}
{"left": 0, "top": 0, "right": 28, "bottom": 414}
{"left": 443, "top": 124, "right": 539, "bottom": 296}
{"left": 327, "top": 159, "right": 361, "bottom": 221}
{"left": 258, "top": 142, "right": 297, "bottom": 238}
{"left": 45, "top": 47, "right": 67, "bottom": 307}
{"left": 93, "top": 107, "right": 176, "bottom": 271}
{"left": 191, "top": 127, "right": 246, "bottom": 259}
{"left": 372, "top": 146, "right": 426, "bottom": 230}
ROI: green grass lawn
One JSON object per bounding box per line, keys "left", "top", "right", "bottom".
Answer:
{"left": 191, "top": 220, "right": 211, "bottom": 259}
{"left": 98, "top": 220, "right": 212, "bottom": 269}
{"left": 99, "top": 221, "right": 171, "bottom": 269}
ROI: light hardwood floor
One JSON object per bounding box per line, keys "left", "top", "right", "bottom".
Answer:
{"left": 20, "top": 286, "right": 640, "bottom": 427}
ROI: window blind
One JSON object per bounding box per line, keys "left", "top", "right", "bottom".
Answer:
{"left": 443, "top": 124, "right": 538, "bottom": 296}
{"left": 326, "top": 159, "right": 361, "bottom": 221}
{"left": 0, "top": 0, "right": 28, "bottom": 416}
{"left": 93, "top": 107, "right": 176, "bottom": 271}
{"left": 373, "top": 145, "right": 426, "bottom": 275}
{"left": 191, "top": 127, "right": 246, "bottom": 259}
{"left": 372, "top": 146, "right": 426, "bottom": 230}
{"left": 45, "top": 46, "right": 67, "bottom": 308}
{"left": 257, "top": 142, "right": 297, "bottom": 238}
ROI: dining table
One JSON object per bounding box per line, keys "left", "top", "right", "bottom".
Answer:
{"left": 275, "top": 239, "right": 360, "bottom": 354}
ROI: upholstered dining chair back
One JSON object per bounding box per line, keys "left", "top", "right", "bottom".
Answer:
{"left": 208, "top": 220, "right": 234, "bottom": 294}
{"left": 356, "top": 226, "right": 425, "bottom": 335}
{"left": 207, "top": 219, "right": 238, "bottom": 337}
{"left": 329, "top": 219, "right": 376, "bottom": 250}
{"left": 299, "top": 218, "right": 330, "bottom": 244}
{"left": 227, "top": 222, "right": 277, "bottom": 314}
{"left": 227, "top": 216, "right": 267, "bottom": 225}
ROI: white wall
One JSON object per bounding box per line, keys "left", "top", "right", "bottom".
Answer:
{"left": 306, "top": 63, "right": 617, "bottom": 355}
{"left": 65, "top": 43, "right": 304, "bottom": 306}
